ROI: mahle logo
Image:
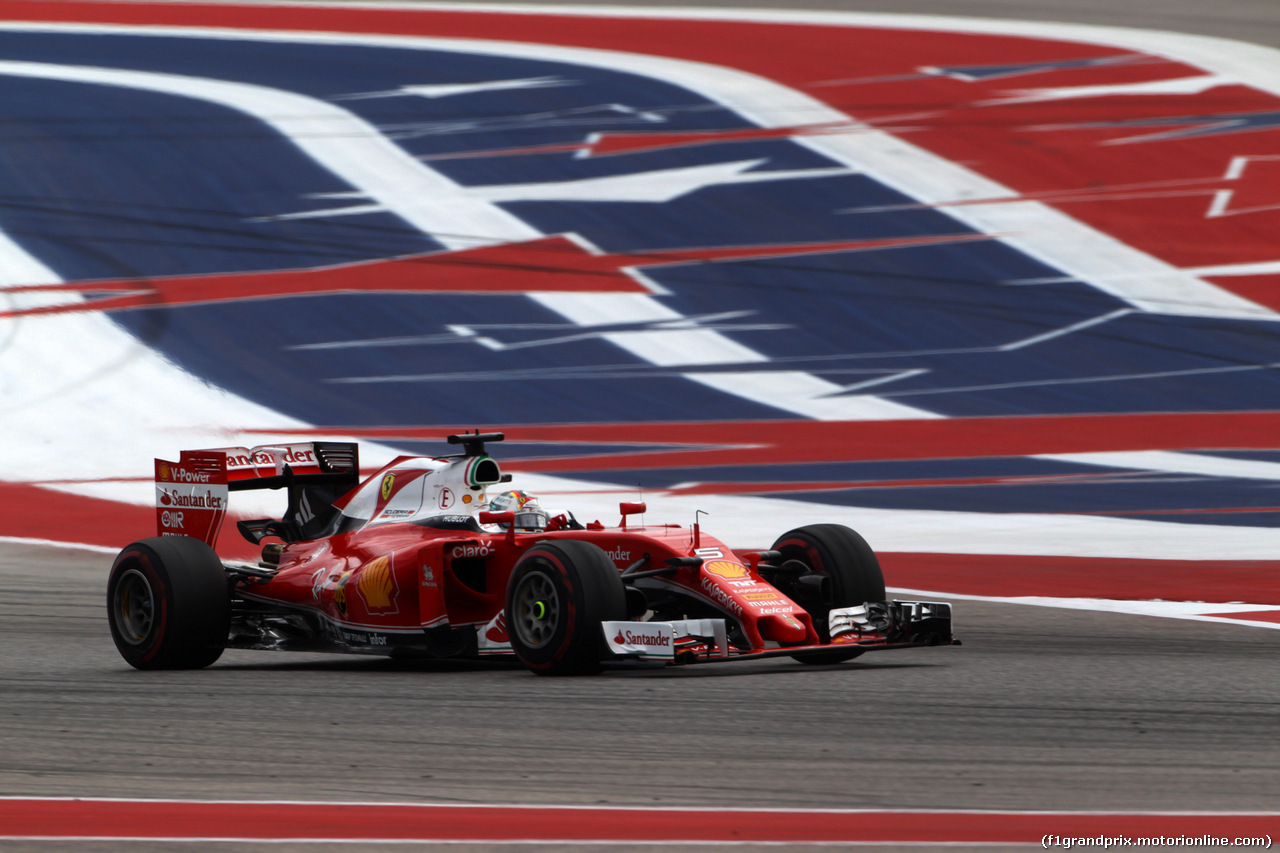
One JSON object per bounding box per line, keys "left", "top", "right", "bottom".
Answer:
{"left": 380, "top": 473, "right": 396, "bottom": 501}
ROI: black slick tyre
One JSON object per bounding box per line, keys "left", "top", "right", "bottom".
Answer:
{"left": 107, "top": 536, "right": 231, "bottom": 670}
{"left": 770, "top": 523, "right": 885, "bottom": 665}
{"left": 505, "top": 540, "right": 626, "bottom": 676}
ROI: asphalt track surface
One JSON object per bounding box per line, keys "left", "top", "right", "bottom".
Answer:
{"left": 4, "top": 0, "right": 1280, "bottom": 850}
{"left": 2, "top": 540, "right": 1279, "bottom": 852}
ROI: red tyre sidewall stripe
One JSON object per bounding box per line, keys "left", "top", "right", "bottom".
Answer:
{"left": 113, "top": 547, "right": 168, "bottom": 663}
{"left": 528, "top": 549, "right": 578, "bottom": 672}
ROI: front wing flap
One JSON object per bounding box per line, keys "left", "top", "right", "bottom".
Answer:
{"left": 603, "top": 600, "right": 956, "bottom": 665}
{"left": 826, "top": 600, "right": 956, "bottom": 649}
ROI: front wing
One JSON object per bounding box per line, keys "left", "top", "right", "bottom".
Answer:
{"left": 603, "top": 600, "right": 957, "bottom": 664}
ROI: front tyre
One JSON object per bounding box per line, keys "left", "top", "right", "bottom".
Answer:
{"left": 107, "top": 536, "right": 230, "bottom": 670}
{"left": 771, "top": 524, "right": 885, "bottom": 665}
{"left": 505, "top": 541, "right": 626, "bottom": 676}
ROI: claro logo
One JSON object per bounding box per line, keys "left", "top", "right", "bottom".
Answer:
{"left": 613, "top": 629, "right": 671, "bottom": 647}
{"left": 451, "top": 541, "right": 495, "bottom": 559}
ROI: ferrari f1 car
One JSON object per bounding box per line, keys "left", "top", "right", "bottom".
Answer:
{"left": 108, "top": 432, "right": 956, "bottom": 675}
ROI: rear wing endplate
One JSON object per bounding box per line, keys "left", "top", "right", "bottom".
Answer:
{"left": 154, "top": 450, "right": 230, "bottom": 547}
{"left": 154, "top": 442, "right": 359, "bottom": 546}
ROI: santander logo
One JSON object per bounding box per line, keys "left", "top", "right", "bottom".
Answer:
{"left": 614, "top": 629, "right": 670, "bottom": 647}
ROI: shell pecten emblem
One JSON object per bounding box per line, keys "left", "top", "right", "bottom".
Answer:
{"left": 357, "top": 555, "right": 399, "bottom": 614}
{"left": 702, "top": 560, "right": 749, "bottom": 579}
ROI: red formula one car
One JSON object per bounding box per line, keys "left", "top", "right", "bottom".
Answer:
{"left": 107, "top": 432, "right": 955, "bottom": 675}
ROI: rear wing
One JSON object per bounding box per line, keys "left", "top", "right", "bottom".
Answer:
{"left": 154, "top": 442, "right": 360, "bottom": 547}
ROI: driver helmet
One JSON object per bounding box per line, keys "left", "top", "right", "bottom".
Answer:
{"left": 488, "top": 489, "right": 548, "bottom": 532}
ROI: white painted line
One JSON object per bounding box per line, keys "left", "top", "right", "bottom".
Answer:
{"left": 891, "top": 587, "right": 1280, "bottom": 630}
{"left": 336, "top": 75, "right": 571, "bottom": 100}
{"left": 998, "top": 309, "right": 1132, "bottom": 350}
{"left": 0, "top": 536, "right": 117, "bottom": 555}
{"left": 982, "top": 74, "right": 1235, "bottom": 105}
{"left": 466, "top": 160, "right": 858, "bottom": 204}
{"left": 1038, "top": 450, "right": 1280, "bottom": 481}
{"left": 1190, "top": 260, "right": 1280, "bottom": 275}
{"left": 7, "top": 793, "right": 1276, "bottom": 813}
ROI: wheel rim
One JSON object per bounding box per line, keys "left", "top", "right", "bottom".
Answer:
{"left": 114, "top": 568, "right": 155, "bottom": 645}
{"left": 511, "top": 570, "right": 559, "bottom": 650}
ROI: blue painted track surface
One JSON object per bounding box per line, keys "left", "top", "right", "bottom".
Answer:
{"left": 2, "top": 23, "right": 1279, "bottom": 529}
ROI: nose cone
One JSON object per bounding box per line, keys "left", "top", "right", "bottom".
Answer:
{"left": 760, "top": 612, "right": 808, "bottom": 644}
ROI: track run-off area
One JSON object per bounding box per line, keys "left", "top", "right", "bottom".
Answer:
{"left": 1, "top": 0, "right": 1279, "bottom": 848}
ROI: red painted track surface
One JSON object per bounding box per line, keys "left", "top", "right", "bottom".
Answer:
{"left": 1, "top": 6, "right": 1277, "bottom": 850}
{"left": 2, "top": 799, "right": 1277, "bottom": 844}
{"left": 10, "top": 412, "right": 1280, "bottom": 599}
{"left": 7, "top": 481, "right": 1278, "bottom": 602}
{"left": 1, "top": 0, "right": 1279, "bottom": 610}
{"left": 1, "top": 0, "right": 1276, "bottom": 286}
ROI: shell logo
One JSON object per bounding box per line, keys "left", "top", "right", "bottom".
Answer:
{"left": 703, "top": 560, "right": 749, "bottom": 579}
{"left": 379, "top": 473, "right": 396, "bottom": 501}
{"left": 159, "top": 463, "right": 170, "bottom": 482}
{"left": 357, "top": 555, "right": 398, "bottom": 614}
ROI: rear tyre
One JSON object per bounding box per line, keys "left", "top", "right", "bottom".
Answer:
{"left": 107, "top": 536, "right": 230, "bottom": 670}
{"left": 505, "top": 540, "right": 626, "bottom": 676}
{"left": 770, "top": 524, "right": 885, "bottom": 665}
